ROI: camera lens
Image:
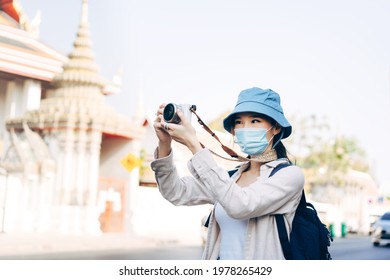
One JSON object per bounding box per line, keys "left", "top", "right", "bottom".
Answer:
{"left": 163, "top": 103, "right": 176, "bottom": 122}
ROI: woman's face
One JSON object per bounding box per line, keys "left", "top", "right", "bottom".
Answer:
{"left": 233, "top": 112, "right": 281, "bottom": 147}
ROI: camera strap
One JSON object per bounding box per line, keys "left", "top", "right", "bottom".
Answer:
{"left": 190, "top": 107, "right": 277, "bottom": 163}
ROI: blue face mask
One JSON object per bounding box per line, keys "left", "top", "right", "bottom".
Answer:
{"left": 234, "top": 127, "right": 274, "bottom": 155}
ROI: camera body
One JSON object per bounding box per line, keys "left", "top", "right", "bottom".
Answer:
{"left": 163, "top": 103, "right": 196, "bottom": 124}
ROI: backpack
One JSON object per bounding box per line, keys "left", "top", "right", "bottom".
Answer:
{"left": 272, "top": 164, "right": 333, "bottom": 260}
{"left": 204, "top": 163, "right": 333, "bottom": 260}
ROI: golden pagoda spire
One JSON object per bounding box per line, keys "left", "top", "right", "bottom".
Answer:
{"left": 53, "top": 0, "right": 106, "bottom": 92}
{"left": 81, "top": 0, "right": 88, "bottom": 25}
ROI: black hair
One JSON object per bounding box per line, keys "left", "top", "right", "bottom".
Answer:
{"left": 273, "top": 135, "right": 292, "bottom": 163}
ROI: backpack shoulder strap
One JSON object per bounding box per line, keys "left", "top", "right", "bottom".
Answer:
{"left": 269, "top": 162, "right": 293, "bottom": 259}
{"left": 228, "top": 169, "right": 238, "bottom": 177}
{"left": 275, "top": 214, "right": 292, "bottom": 259}
{"left": 276, "top": 190, "right": 306, "bottom": 260}
{"left": 296, "top": 190, "right": 307, "bottom": 213}
{"left": 269, "top": 162, "right": 291, "bottom": 177}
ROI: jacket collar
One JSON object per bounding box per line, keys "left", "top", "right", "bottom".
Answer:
{"left": 236, "top": 157, "right": 290, "bottom": 174}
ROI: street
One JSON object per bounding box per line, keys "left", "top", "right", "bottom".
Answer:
{"left": 1, "top": 235, "right": 389, "bottom": 260}
{"left": 329, "top": 235, "right": 390, "bottom": 260}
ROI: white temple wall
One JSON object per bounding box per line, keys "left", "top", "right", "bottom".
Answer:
{"left": 74, "top": 129, "right": 87, "bottom": 205}
{"left": 0, "top": 80, "right": 23, "bottom": 160}
{"left": 83, "top": 129, "right": 102, "bottom": 234}
{"left": 4, "top": 81, "right": 18, "bottom": 118}
{"left": 0, "top": 173, "right": 34, "bottom": 233}
{"left": 22, "top": 79, "right": 41, "bottom": 111}
{"left": 58, "top": 128, "right": 75, "bottom": 205}
{"left": 87, "top": 129, "right": 102, "bottom": 204}
{"left": 49, "top": 127, "right": 104, "bottom": 234}
{"left": 0, "top": 80, "right": 8, "bottom": 159}
{"left": 36, "top": 174, "right": 55, "bottom": 232}
{"left": 56, "top": 129, "right": 77, "bottom": 233}
{"left": 3, "top": 79, "right": 40, "bottom": 119}
{"left": 0, "top": 80, "right": 7, "bottom": 138}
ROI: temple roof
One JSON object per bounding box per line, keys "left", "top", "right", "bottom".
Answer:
{"left": 0, "top": 0, "right": 20, "bottom": 23}
{"left": 6, "top": 0, "right": 142, "bottom": 140}
{"left": 0, "top": 11, "right": 66, "bottom": 81}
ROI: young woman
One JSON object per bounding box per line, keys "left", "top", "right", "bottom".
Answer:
{"left": 151, "top": 87, "right": 304, "bottom": 260}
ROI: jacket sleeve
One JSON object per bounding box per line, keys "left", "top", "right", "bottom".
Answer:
{"left": 187, "top": 149, "right": 305, "bottom": 220}
{"left": 150, "top": 148, "right": 216, "bottom": 206}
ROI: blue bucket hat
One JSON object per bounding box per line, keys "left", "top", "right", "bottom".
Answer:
{"left": 223, "top": 87, "right": 292, "bottom": 138}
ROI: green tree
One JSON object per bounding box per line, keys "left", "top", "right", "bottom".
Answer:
{"left": 288, "top": 114, "right": 369, "bottom": 190}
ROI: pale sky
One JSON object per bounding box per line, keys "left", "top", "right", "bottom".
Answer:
{"left": 20, "top": 0, "right": 390, "bottom": 193}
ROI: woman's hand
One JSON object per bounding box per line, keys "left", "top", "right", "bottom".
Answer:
{"left": 153, "top": 104, "right": 172, "bottom": 158}
{"left": 166, "top": 110, "right": 203, "bottom": 154}
{"left": 154, "top": 104, "right": 203, "bottom": 156}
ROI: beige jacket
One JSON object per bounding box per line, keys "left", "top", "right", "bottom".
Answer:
{"left": 151, "top": 148, "right": 304, "bottom": 260}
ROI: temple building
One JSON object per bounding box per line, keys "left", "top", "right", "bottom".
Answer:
{"left": 0, "top": 0, "right": 144, "bottom": 234}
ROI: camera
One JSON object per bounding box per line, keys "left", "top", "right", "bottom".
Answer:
{"left": 163, "top": 103, "right": 196, "bottom": 124}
